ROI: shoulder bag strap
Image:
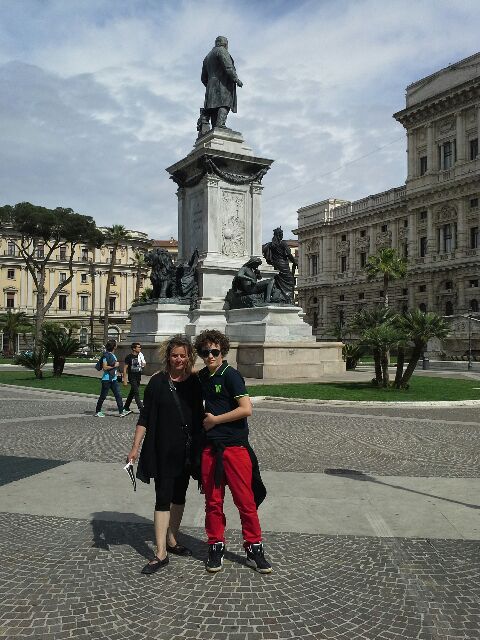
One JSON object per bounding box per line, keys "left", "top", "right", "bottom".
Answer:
{"left": 166, "top": 375, "right": 190, "bottom": 436}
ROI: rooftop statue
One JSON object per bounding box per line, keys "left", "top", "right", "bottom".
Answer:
{"left": 198, "top": 35, "right": 243, "bottom": 134}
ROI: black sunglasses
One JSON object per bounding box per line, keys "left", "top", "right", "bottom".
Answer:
{"left": 199, "top": 348, "right": 221, "bottom": 358}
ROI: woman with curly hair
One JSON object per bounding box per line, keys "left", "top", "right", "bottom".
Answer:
{"left": 127, "top": 334, "right": 203, "bottom": 574}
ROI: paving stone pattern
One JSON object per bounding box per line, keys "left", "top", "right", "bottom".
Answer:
{"left": 0, "top": 512, "right": 479, "bottom": 640}
{"left": 1, "top": 386, "right": 479, "bottom": 639}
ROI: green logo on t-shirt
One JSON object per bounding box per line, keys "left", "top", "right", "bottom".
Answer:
{"left": 215, "top": 384, "right": 222, "bottom": 393}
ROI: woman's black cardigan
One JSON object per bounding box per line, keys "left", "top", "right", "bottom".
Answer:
{"left": 136, "top": 372, "right": 204, "bottom": 484}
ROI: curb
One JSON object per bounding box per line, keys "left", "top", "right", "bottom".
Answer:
{"left": 0, "top": 383, "right": 118, "bottom": 403}
{"left": 250, "top": 396, "right": 480, "bottom": 407}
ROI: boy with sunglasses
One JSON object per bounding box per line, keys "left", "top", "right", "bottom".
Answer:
{"left": 194, "top": 329, "right": 271, "bottom": 574}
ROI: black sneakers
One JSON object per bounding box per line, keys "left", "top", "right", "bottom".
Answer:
{"left": 245, "top": 543, "right": 272, "bottom": 573}
{"left": 206, "top": 542, "right": 225, "bottom": 572}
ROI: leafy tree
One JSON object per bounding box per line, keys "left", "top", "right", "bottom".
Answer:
{"left": 342, "top": 343, "right": 363, "bottom": 370}
{"left": 364, "top": 248, "right": 407, "bottom": 308}
{"left": 61, "top": 320, "right": 81, "bottom": 337}
{"left": 0, "top": 311, "right": 33, "bottom": 355}
{"left": 0, "top": 202, "right": 103, "bottom": 361}
{"left": 42, "top": 332, "right": 80, "bottom": 376}
{"left": 138, "top": 287, "right": 152, "bottom": 302}
{"left": 102, "top": 225, "right": 132, "bottom": 345}
{"left": 395, "top": 310, "right": 449, "bottom": 387}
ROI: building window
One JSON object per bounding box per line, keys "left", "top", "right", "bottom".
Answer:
{"left": 360, "top": 252, "right": 367, "bottom": 268}
{"left": 6, "top": 292, "right": 15, "bottom": 308}
{"left": 340, "top": 256, "right": 347, "bottom": 272}
{"left": 360, "top": 229, "right": 366, "bottom": 238}
{"left": 79, "top": 328, "right": 88, "bottom": 344}
{"left": 36, "top": 244, "right": 44, "bottom": 258}
{"left": 109, "top": 297, "right": 116, "bottom": 312}
{"left": 339, "top": 294, "right": 344, "bottom": 301}
{"left": 381, "top": 224, "right": 388, "bottom": 232}
{"left": 59, "top": 246, "right": 67, "bottom": 260}
{"left": 403, "top": 219, "right": 408, "bottom": 228}
{"left": 402, "top": 288, "right": 408, "bottom": 297}
{"left": 445, "top": 281, "right": 453, "bottom": 291}
{"left": 58, "top": 295, "right": 67, "bottom": 310}
{"left": 81, "top": 248, "right": 89, "bottom": 261}
{"left": 420, "top": 156, "right": 427, "bottom": 175}
{"left": 110, "top": 275, "right": 116, "bottom": 285}
{"left": 470, "top": 197, "right": 479, "bottom": 209}
{"left": 7, "top": 242, "right": 16, "bottom": 256}
{"left": 358, "top": 292, "right": 365, "bottom": 300}
{"left": 81, "top": 274, "right": 87, "bottom": 284}
{"left": 419, "top": 210, "right": 427, "bottom": 221}
{"left": 445, "top": 301, "right": 454, "bottom": 316}
{"left": 312, "top": 312, "right": 318, "bottom": 329}
{"left": 403, "top": 243, "right": 408, "bottom": 258}
{"left": 470, "top": 300, "right": 479, "bottom": 312}
{"left": 7, "top": 269, "right": 15, "bottom": 279}
{"left": 441, "top": 140, "right": 454, "bottom": 169}
{"left": 420, "top": 237, "right": 427, "bottom": 257}
{"left": 341, "top": 234, "right": 347, "bottom": 242}
{"left": 442, "top": 224, "right": 453, "bottom": 252}
{"left": 379, "top": 290, "right": 384, "bottom": 298}
{"left": 470, "top": 279, "right": 479, "bottom": 288}
{"left": 310, "top": 255, "right": 318, "bottom": 276}
{"left": 59, "top": 272, "right": 67, "bottom": 283}
{"left": 419, "top": 285, "right": 426, "bottom": 292}
{"left": 80, "top": 296, "right": 89, "bottom": 311}
{"left": 470, "top": 138, "right": 478, "bottom": 161}
{"left": 471, "top": 227, "right": 479, "bottom": 249}
{"left": 419, "top": 303, "right": 427, "bottom": 313}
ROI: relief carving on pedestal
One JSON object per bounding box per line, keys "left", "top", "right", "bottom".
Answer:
{"left": 189, "top": 193, "right": 203, "bottom": 253}
{"left": 222, "top": 191, "right": 245, "bottom": 257}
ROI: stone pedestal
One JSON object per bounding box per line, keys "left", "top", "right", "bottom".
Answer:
{"left": 226, "top": 306, "right": 315, "bottom": 342}
{"left": 166, "top": 128, "right": 273, "bottom": 332}
{"left": 236, "top": 342, "right": 345, "bottom": 379}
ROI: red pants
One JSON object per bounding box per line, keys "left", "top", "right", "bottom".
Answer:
{"left": 201, "top": 445, "right": 262, "bottom": 546}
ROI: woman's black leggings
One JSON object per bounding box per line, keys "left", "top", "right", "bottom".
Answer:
{"left": 154, "top": 472, "right": 190, "bottom": 511}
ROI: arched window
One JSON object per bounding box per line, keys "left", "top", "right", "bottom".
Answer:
{"left": 445, "top": 301, "right": 454, "bottom": 316}
{"left": 419, "top": 303, "right": 427, "bottom": 313}
{"left": 470, "top": 299, "right": 479, "bottom": 312}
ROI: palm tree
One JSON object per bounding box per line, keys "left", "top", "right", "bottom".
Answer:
{"left": 349, "top": 307, "right": 395, "bottom": 385}
{"left": 132, "top": 250, "right": 147, "bottom": 302}
{"left": 42, "top": 332, "right": 80, "bottom": 376}
{"left": 361, "top": 323, "right": 399, "bottom": 387}
{"left": 395, "top": 310, "right": 450, "bottom": 387}
{"left": 364, "top": 248, "right": 407, "bottom": 308}
{"left": 0, "top": 311, "right": 33, "bottom": 356}
{"left": 102, "top": 225, "right": 132, "bottom": 345}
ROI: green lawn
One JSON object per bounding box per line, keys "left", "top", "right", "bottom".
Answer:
{"left": 249, "top": 376, "right": 480, "bottom": 402}
{"left": 0, "top": 371, "right": 141, "bottom": 398}
{"left": 0, "top": 371, "right": 478, "bottom": 402}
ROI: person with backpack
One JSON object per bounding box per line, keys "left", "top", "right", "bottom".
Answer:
{"left": 94, "top": 340, "right": 131, "bottom": 418}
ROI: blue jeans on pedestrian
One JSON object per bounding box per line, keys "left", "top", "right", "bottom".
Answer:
{"left": 96, "top": 379, "right": 124, "bottom": 414}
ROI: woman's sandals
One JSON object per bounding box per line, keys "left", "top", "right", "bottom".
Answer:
{"left": 141, "top": 555, "right": 169, "bottom": 574}
{"left": 166, "top": 543, "right": 192, "bottom": 556}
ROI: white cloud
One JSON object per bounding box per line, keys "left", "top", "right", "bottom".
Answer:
{"left": 0, "top": 0, "right": 479, "bottom": 241}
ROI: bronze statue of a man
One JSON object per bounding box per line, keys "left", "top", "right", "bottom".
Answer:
{"left": 201, "top": 36, "right": 243, "bottom": 130}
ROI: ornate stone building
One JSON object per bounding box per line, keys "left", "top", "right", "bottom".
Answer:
{"left": 295, "top": 53, "right": 480, "bottom": 352}
{"left": 0, "top": 228, "right": 152, "bottom": 351}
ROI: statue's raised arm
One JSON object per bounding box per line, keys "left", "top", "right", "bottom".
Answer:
{"left": 199, "top": 35, "right": 243, "bottom": 132}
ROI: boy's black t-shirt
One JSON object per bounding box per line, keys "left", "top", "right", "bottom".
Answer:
{"left": 125, "top": 353, "right": 142, "bottom": 379}
{"left": 198, "top": 361, "right": 249, "bottom": 441}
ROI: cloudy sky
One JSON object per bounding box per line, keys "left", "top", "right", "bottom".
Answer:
{"left": 1, "top": 0, "right": 479, "bottom": 242}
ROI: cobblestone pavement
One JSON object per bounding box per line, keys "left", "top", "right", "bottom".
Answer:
{"left": 0, "top": 385, "right": 479, "bottom": 639}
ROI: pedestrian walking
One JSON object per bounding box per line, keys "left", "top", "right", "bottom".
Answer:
{"left": 126, "top": 334, "right": 204, "bottom": 574}
{"left": 123, "top": 342, "right": 145, "bottom": 412}
{"left": 194, "top": 329, "right": 272, "bottom": 574}
{"left": 95, "top": 340, "right": 130, "bottom": 418}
